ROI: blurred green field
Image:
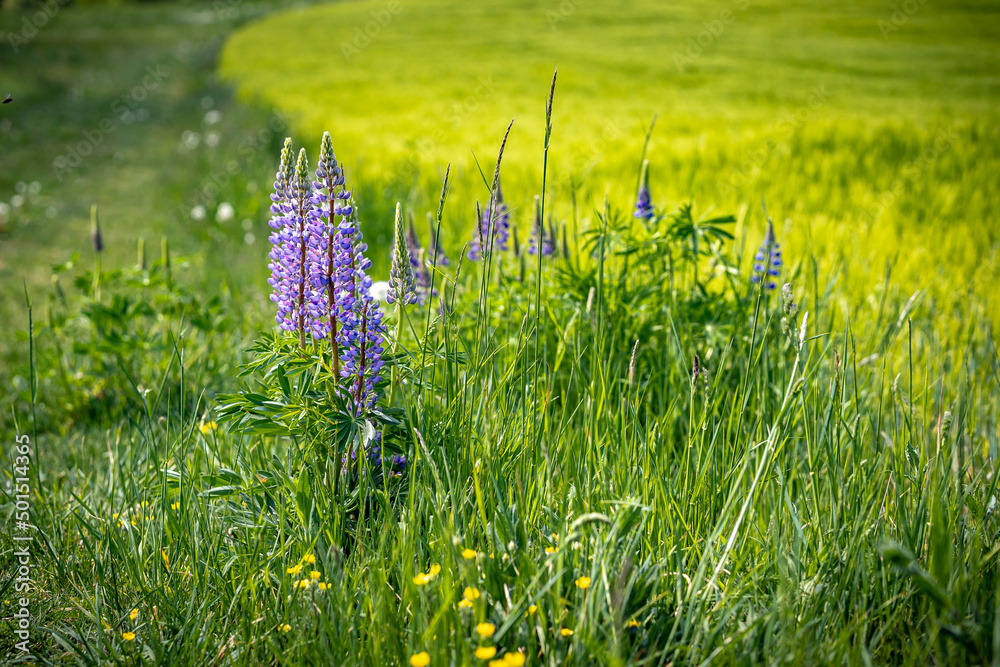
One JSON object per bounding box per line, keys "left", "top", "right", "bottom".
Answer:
{"left": 221, "top": 0, "right": 1000, "bottom": 329}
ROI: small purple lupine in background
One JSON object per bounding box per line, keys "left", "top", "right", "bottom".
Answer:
{"left": 387, "top": 203, "right": 418, "bottom": 306}
{"left": 634, "top": 159, "right": 655, "bottom": 222}
{"left": 267, "top": 139, "right": 305, "bottom": 338}
{"left": 527, "top": 194, "right": 555, "bottom": 256}
{"left": 751, "top": 216, "right": 782, "bottom": 290}
{"left": 467, "top": 179, "right": 510, "bottom": 259}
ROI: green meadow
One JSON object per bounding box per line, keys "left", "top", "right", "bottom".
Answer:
{"left": 221, "top": 0, "right": 1000, "bottom": 329}
{"left": 0, "top": 0, "right": 998, "bottom": 665}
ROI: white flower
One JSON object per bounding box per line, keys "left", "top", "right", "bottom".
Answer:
{"left": 203, "top": 110, "right": 222, "bottom": 125}
{"left": 369, "top": 280, "right": 390, "bottom": 302}
{"left": 216, "top": 202, "right": 235, "bottom": 223}
{"left": 190, "top": 205, "right": 206, "bottom": 221}
{"left": 205, "top": 132, "right": 220, "bottom": 148}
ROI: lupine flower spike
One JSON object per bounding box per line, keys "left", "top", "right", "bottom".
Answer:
{"left": 267, "top": 139, "right": 303, "bottom": 337}
{"left": 527, "top": 194, "right": 555, "bottom": 256}
{"left": 751, "top": 204, "right": 782, "bottom": 290}
{"left": 312, "top": 132, "right": 352, "bottom": 362}
{"left": 634, "top": 159, "right": 655, "bottom": 222}
{"left": 387, "top": 203, "right": 418, "bottom": 306}
{"left": 336, "top": 205, "right": 387, "bottom": 413}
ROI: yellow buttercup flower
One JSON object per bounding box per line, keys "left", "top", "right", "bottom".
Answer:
{"left": 489, "top": 660, "right": 506, "bottom": 667}
{"left": 129, "top": 608, "right": 138, "bottom": 621}
{"left": 626, "top": 619, "right": 640, "bottom": 628}
{"left": 413, "top": 573, "right": 432, "bottom": 586}
{"left": 462, "top": 548, "right": 477, "bottom": 560}
{"left": 428, "top": 563, "right": 441, "bottom": 577}
{"left": 504, "top": 653, "right": 526, "bottom": 667}
{"left": 302, "top": 554, "right": 316, "bottom": 564}
{"left": 463, "top": 587, "right": 481, "bottom": 601}
{"left": 317, "top": 582, "right": 329, "bottom": 591}
{"left": 473, "top": 646, "right": 497, "bottom": 660}
{"left": 544, "top": 547, "right": 556, "bottom": 555}
{"left": 170, "top": 502, "right": 180, "bottom": 511}
{"left": 310, "top": 571, "right": 321, "bottom": 580}
{"left": 287, "top": 564, "right": 303, "bottom": 575}
{"left": 294, "top": 579, "right": 311, "bottom": 589}
{"left": 409, "top": 651, "right": 430, "bottom": 667}
{"left": 200, "top": 421, "right": 217, "bottom": 435}
{"left": 279, "top": 624, "right": 291, "bottom": 632}
{"left": 122, "top": 631, "right": 136, "bottom": 642}
{"left": 527, "top": 605, "right": 537, "bottom": 615}
{"left": 476, "top": 622, "right": 496, "bottom": 637}
{"left": 458, "top": 599, "right": 474, "bottom": 609}
{"left": 560, "top": 628, "right": 574, "bottom": 637}
{"left": 575, "top": 576, "right": 591, "bottom": 589}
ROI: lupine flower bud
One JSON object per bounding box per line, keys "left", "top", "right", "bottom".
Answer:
{"left": 634, "top": 160, "right": 654, "bottom": 222}
{"left": 387, "top": 203, "right": 418, "bottom": 306}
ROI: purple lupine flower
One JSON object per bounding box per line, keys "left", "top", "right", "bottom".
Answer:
{"left": 387, "top": 203, "right": 418, "bottom": 306}
{"left": 268, "top": 140, "right": 321, "bottom": 345}
{"left": 527, "top": 194, "right": 555, "bottom": 257}
{"left": 751, "top": 218, "right": 782, "bottom": 290}
{"left": 311, "top": 132, "right": 353, "bottom": 350}
{"left": 467, "top": 180, "right": 510, "bottom": 259}
{"left": 335, "top": 205, "right": 387, "bottom": 413}
{"left": 634, "top": 159, "right": 654, "bottom": 222}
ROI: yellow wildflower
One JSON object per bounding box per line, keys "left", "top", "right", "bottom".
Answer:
{"left": 122, "top": 632, "right": 136, "bottom": 642}
{"left": 287, "top": 564, "right": 303, "bottom": 575}
{"left": 302, "top": 554, "right": 316, "bottom": 564}
{"left": 560, "top": 628, "right": 574, "bottom": 637}
{"left": 474, "top": 646, "right": 497, "bottom": 660}
{"left": 476, "top": 622, "right": 496, "bottom": 637}
{"left": 294, "top": 579, "right": 311, "bottom": 589}
{"left": 462, "top": 548, "right": 477, "bottom": 560}
{"left": 463, "top": 587, "right": 481, "bottom": 601}
{"left": 200, "top": 421, "right": 217, "bottom": 435}
{"left": 428, "top": 564, "right": 441, "bottom": 578}
{"left": 161, "top": 549, "right": 169, "bottom": 568}
{"left": 309, "top": 571, "right": 321, "bottom": 580}
{"left": 410, "top": 652, "right": 431, "bottom": 667}
{"left": 279, "top": 624, "right": 291, "bottom": 632}
{"left": 527, "top": 605, "right": 537, "bottom": 615}
{"left": 626, "top": 619, "right": 641, "bottom": 628}
{"left": 129, "top": 608, "right": 138, "bottom": 621}
{"left": 575, "top": 576, "right": 591, "bottom": 589}
{"left": 413, "top": 573, "right": 432, "bottom": 586}
{"left": 504, "top": 653, "right": 526, "bottom": 667}
{"left": 170, "top": 502, "right": 180, "bottom": 511}
{"left": 458, "top": 599, "right": 473, "bottom": 609}
{"left": 544, "top": 547, "right": 556, "bottom": 555}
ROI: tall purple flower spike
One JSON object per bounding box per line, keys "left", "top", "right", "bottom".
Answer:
{"left": 268, "top": 142, "right": 321, "bottom": 346}
{"left": 335, "top": 205, "right": 387, "bottom": 413}
{"left": 311, "top": 132, "right": 353, "bottom": 348}
{"left": 387, "top": 203, "right": 418, "bottom": 306}
{"left": 751, "top": 217, "right": 782, "bottom": 290}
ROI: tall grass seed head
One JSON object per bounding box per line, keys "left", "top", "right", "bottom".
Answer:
{"left": 387, "top": 202, "right": 418, "bottom": 306}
